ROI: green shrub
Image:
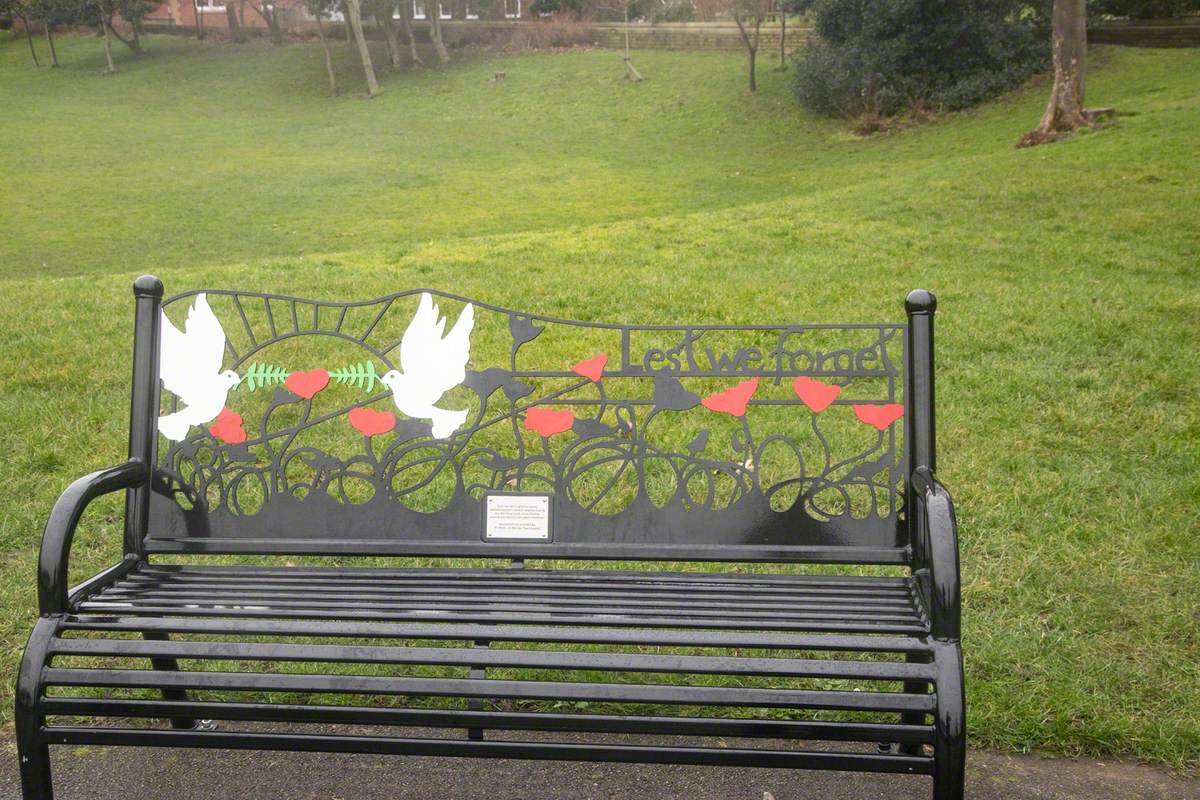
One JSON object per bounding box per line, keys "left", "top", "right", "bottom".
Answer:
{"left": 1091, "top": 0, "right": 1200, "bottom": 18}
{"left": 650, "top": 0, "right": 697, "bottom": 21}
{"left": 793, "top": 0, "right": 1047, "bottom": 118}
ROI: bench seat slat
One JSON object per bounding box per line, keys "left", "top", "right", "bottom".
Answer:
{"left": 100, "top": 588, "right": 917, "bottom": 612}
{"left": 44, "top": 668, "right": 936, "bottom": 713}
{"left": 42, "top": 727, "right": 935, "bottom": 775}
{"left": 50, "top": 638, "right": 937, "bottom": 682}
{"left": 61, "top": 615, "right": 934, "bottom": 653}
{"left": 73, "top": 603, "right": 928, "bottom": 634}
{"left": 112, "top": 577, "right": 917, "bottom": 604}
{"left": 142, "top": 540, "right": 913, "bottom": 564}
{"left": 84, "top": 593, "right": 924, "bottom": 622}
{"left": 40, "top": 697, "right": 936, "bottom": 744}
{"left": 134, "top": 565, "right": 912, "bottom": 589}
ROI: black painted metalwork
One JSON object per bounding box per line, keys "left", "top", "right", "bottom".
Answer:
{"left": 15, "top": 278, "right": 965, "bottom": 800}
{"left": 147, "top": 287, "right": 909, "bottom": 562}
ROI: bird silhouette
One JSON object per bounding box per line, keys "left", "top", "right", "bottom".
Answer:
{"left": 382, "top": 293, "right": 475, "bottom": 439}
{"left": 157, "top": 294, "right": 240, "bottom": 442}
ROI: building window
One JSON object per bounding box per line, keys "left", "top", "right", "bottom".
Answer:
{"left": 504, "top": 0, "right": 520, "bottom": 18}
{"left": 413, "top": 1, "right": 452, "bottom": 18}
{"left": 195, "top": 0, "right": 227, "bottom": 11}
{"left": 304, "top": 5, "right": 344, "bottom": 20}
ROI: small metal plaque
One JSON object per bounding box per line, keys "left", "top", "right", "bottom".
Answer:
{"left": 483, "top": 492, "right": 553, "bottom": 541}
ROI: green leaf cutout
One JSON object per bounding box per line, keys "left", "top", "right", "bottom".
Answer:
{"left": 329, "top": 361, "right": 382, "bottom": 392}
{"left": 239, "top": 362, "right": 290, "bottom": 392}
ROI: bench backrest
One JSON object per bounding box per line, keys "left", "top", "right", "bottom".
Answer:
{"left": 129, "top": 280, "right": 936, "bottom": 565}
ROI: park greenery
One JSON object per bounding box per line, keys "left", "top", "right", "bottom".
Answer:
{"left": 1, "top": 22, "right": 1198, "bottom": 774}
{"left": 791, "top": 0, "right": 1046, "bottom": 118}
{"left": 1092, "top": 0, "right": 1199, "bottom": 15}
{"left": 3, "top": 0, "right": 1196, "bottom": 107}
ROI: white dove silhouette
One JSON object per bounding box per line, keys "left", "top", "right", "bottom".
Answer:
{"left": 157, "top": 293, "right": 240, "bottom": 442}
{"left": 381, "top": 293, "right": 475, "bottom": 439}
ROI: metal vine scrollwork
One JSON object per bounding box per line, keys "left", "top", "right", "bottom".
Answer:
{"left": 151, "top": 290, "right": 907, "bottom": 550}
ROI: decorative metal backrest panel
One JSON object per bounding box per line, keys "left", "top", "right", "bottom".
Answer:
{"left": 148, "top": 290, "right": 908, "bottom": 560}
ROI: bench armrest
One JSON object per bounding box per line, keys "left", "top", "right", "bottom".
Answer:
{"left": 39, "top": 460, "right": 149, "bottom": 615}
{"left": 911, "top": 466, "right": 961, "bottom": 642}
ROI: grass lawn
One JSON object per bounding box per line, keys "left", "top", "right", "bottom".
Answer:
{"left": 0, "top": 33, "right": 1198, "bottom": 770}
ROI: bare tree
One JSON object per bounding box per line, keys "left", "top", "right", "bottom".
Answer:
{"left": 375, "top": 0, "right": 404, "bottom": 68}
{"left": 777, "top": 0, "right": 793, "bottom": 70}
{"left": 345, "top": 0, "right": 381, "bottom": 95}
{"left": 427, "top": 0, "right": 449, "bottom": 63}
{"left": 99, "top": 8, "right": 116, "bottom": 71}
{"left": 619, "top": 0, "right": 643, "bottom": 81}
{"left": 111, "top": 0, "right": 155, "bottom": 52}
{"left": 729, "top": 0, "right": 770, "bottom": 91}
{"left": 225, "top": 0, "right": 246, "bottom": 40}
{"left": 306, "top": 0, "right": 339, "bottom": 94}
{"left": 397, "top": 0, "right": 424, "bottom": 67}
{"left": 594, "top": 0, "right": 643, "bottom": 80}
{"left": 2, "top": 0, "right": 43, "bottom": 66}
{"left": 246, "top": 0, "right": 284, "bottom": 43}
{"left": 44, "top": 22, "right": 59, "bottom": 64}
{"left": 191, "top": 0, "right": 204, "bottom": 39}
{"left": 1019, "top": 0, "right": 1113, "bottom": 147}
{"left": 30, "top": 0, "right": 64, "bottom": 65}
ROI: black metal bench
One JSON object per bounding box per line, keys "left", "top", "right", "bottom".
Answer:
{"left": 16, "top": 276, "right": 964, "bottom": 799}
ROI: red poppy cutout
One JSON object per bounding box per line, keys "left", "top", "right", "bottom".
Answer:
{"left": 525, "top": 407, "right": 574, "bottom": 437}
{"left": 349, "top": 407, "right": 396, "bottom": 437}
{"left": 853, "top": 403, "right": 905, "bottom": 431}
{"left": 572, "top": 353, "right": 608, "bottom": 383}
{"left": 208, "top": 408, "right": 246, "bottom": 445}
{"left": 285, "top": 368, "right": 329, "bottom": 399}
{"left": 701, "top": 378, "right": 758, "bottom": 417}
{"left": 793, "top": 376, "right": 841, "bottom": 413}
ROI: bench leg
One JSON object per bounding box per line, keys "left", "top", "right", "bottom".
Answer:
{"left": 897, "top": 651, "right": 931, "bottom": 756}
{"left": 467, "top": 639, "right": 489, "bottom": 740}
{"left": 16, "top": 733, "right": 52, "bottom": 800}
{"left": 16, "top": 617, "right": 57, "bottom": 800}
{"left": 932, "top": 641, "right": 965, "bottom": 800}
{"left": 142, "top": 631, "right": 199, "bottom": 730}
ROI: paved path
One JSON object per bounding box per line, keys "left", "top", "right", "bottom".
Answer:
{"left": 2, "top": 728, "right": 1196, "bottom": 799}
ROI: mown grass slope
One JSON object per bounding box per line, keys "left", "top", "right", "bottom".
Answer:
{"left": 0, "top": 34, "right": 1197, "bottom": 768}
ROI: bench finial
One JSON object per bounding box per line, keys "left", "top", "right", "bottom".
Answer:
{"left": 133, "top": 275, "right": 164, "bottom": 299}
{"left": 905, "top": 288, "right": 937, "bottom": 315}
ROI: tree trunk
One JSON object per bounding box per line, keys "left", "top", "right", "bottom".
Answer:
{"left": 44, "top": 24, "right": 59, "bottom": 67}
{"left": 315, "top": 14, "right": 339, "bottom": 95}
{"left": 398, "top": 0, "right": 423, "bottom": 67}
{"left": 777, "top": 9, "right": 786, "bottom": 69}
{"left": 622, "top": 4, "right": 642, "bottom": 81}
{"left": 21, "top": 15, "right": 40, "bottom": 66}
{"left": 246, "top": 1, "right": 283, "bottom": 44}
{"left": 193, "top": 0, "right": 205, "bottom": 39}
{"left": 101, "top": 14, "right": 116, "bottom": 72}
{"left": 267, "top": 5, "right": 283, "bottom": 43}
{"left": 226, "top": 2, "right": 245, "bottom": 41}
{"left": 381, "top": 9, "right": 404, "bottom": 68}
{"left": 345, "top": 0, "right": 381, "bottom": 95}
{"left": 1018, "top": 0, "right": 1112, "bottom": 146}
{"left": 427, "top": 0, "right": 449, "bottom": 63}
{"left": 108, "top": 17, "right": 140, "bottom": 52}
{"left": 376, "top": 14, "right": 393, "bottom": 66}
{"left": 130, "top": 18, "right": 143, "bottom": 50}
{"left": 732, "top": 13, "right": 759, "bottom": 92}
